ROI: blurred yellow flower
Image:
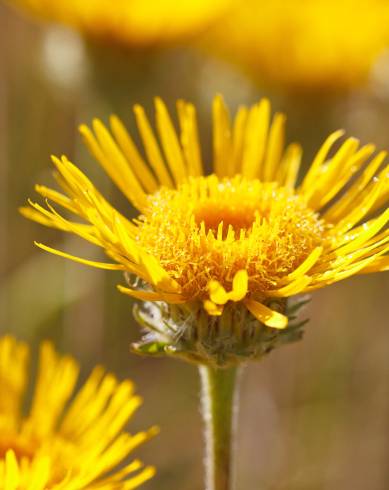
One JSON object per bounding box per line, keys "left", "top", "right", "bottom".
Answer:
{"left": 0, "top": 335, "right": 157, "bottom": 489}
{"left": 22, "top": 96, "right": 388, "bottom": 333}
{"left": 9, "top": 0, "right": 231, "bottom": 47}
{"left": 208, "top": 0, "right": 389, "bottom": 92}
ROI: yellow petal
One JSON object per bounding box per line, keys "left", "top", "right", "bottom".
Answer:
{"left": 209, "top": 270, "right": 248, "bottom": 304}
{"left": 4, "top": 450, "right": 20, "bottom": 490}
{"left": 306, "top": 137, "right": 360, "bottom": 208}
{"left": 241, "top": 98, "right": 271, "bottom": 179}
{"left": 34, "top": 242, "right": 125, "bottom": 270}
{"left": 335, "top": 207, "right": 389, "bottom": 255}
{"left": 133, "top": 104, "right": 173, "bottom": 188}
{"left": 270, "top": 275, "right": 312, "bottom": 297}
{"left": 138, "top": 253, "right": 181, "bottom": 294}
{"left": 230, "top": 270, "right": 249, "bottom": 301}
{"left": 359, "top": 255, "right": 389, "bottom": 273}
{"left": 117, "top": 285, "right": 186, "bottom": 304}
{"left": 244, "top": 299, "right": 288, "bottom": 329}
{"left": 80, "top": 121, "right": 147, "bottom": 210}
{"left": 203, "top": 299, "right": 224, "bottom": 316}
{"left": 262, "top": 112, "right": 285, "bottom": 182}
{"left": 285, "top": 247, "right": 323, "bottom": 282}
{"left": 155, "top": 97, "right": 187, "bottom": 185}
{"left": 208, "top": 280, "right": 229, "bottom": 305}
{"left": 230, "top": 106, "right": 248, "bottom": 175}
{"left": 177, "top": 100, "right": 203, "bottom": 177}
{"left": 299, "top": 129, "right": 345, "bottom": 194}
{"left": 212, "top": 94, "right": 232, "bottom": 177}
{"left": 121, "top": 465, "right": 157, "bottom": 489}
{"left": 109, "top": 114, "right": 159, "bottom": 194}
{"left": 276, "top": 142, "right": 302, "bottom": 189}
{"left": 324, "top": 151, "right": 387, "bottom": 222}
{"left": 332, "top": 176, "right": 386, "bottom": 234}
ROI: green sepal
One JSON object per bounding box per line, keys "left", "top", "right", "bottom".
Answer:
{"left": 131, "top": 296, "right": 311, "bottom": 367}
{"left": 131, "top": 341, "right": 168, "bottom": 356}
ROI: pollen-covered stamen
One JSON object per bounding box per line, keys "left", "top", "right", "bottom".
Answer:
{"left": 136, "top": 175, "right": 326, "bottom": 300}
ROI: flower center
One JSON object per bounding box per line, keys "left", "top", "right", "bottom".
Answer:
{"left": 0, "top": 435, "right": 34, "bottom": 460}
{"left": 0, "top": 432, "right": 73, "bottom": 486}
{"left": 136, "top": 175, "right": 326, "bottom": 298}
{"left": 194, "top": 202, "right": 256, "bottom": 235}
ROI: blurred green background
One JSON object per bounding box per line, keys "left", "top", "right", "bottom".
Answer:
{"left": 1, "top": 3, "right": 389, "bottom": 489}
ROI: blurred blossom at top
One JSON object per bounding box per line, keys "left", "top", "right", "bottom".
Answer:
{"left": 207, "top": 0, "right": 389, "bottom": 94}
{"left": 8, "top": 0, "right": 232, "bottom": 48}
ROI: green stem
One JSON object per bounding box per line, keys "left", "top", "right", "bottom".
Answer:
{"left": 199, "top": 365, "right": 241, "bottom": 490}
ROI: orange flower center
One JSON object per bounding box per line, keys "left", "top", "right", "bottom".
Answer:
{"left": 136, "top": 175, "right": 326, "bottom": 299}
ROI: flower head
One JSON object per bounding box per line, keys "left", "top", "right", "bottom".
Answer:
{"left": 208, "top": 0, "right": 389, "bottom": 93}
{"left": 9, "top": 0, "right": 231, "bottom": 48}
{"left": 22, "top": 96, "right": 388, "bottom": 365}
{"left": 0, "top": 335, "right": 157, "bottom": 489}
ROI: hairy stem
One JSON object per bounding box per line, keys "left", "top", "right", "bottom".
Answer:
{"left": 199, "top": 365, "right": 241, "bottom": 490}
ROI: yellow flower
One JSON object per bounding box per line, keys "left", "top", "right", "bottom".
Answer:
{"left": 21, "top": 96, "right": 388, "bottom": 360}
{"left": 0, "top": 335, "right": 158, "bottom": 489}
{"left": 8, "top": 0, "right": 231, "bottom": 47}
{"left": 208, "top": 0, "right": 389, "bottom": 92}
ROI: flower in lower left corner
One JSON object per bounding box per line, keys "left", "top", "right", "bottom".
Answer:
{"left": 0, "top": 334, "right": 158, "bottom": 489}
